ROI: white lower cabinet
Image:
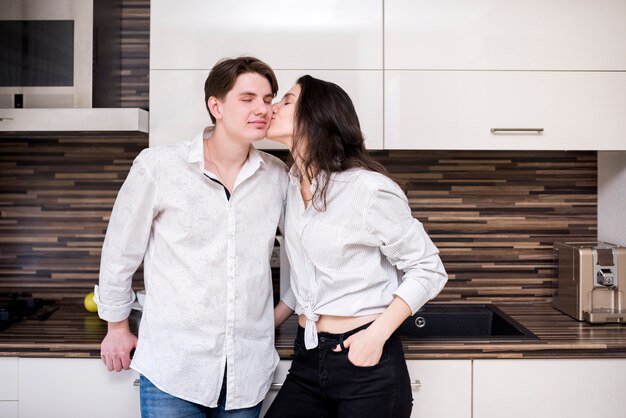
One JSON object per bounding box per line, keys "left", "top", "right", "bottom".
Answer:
{"left": 260, "top": 360, "right": 292, "bottom": 417}
{"left": 19, "top": 358, "right": 140, "bottom": 418}
{"left": 260, "top": 359, "right": 472, "bottom": 418}
{"left": 0, "top": 357, "right": 18, "bottom": 418}
{"left": 473, "top": 359, "right": 626, "bottom": 418}
{"left": 407, "top": 360, "right": 472, "bottom": 418}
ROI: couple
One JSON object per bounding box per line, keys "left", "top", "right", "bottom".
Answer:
{"left": 95, "top": 56, "right": 448, "bottom": 418}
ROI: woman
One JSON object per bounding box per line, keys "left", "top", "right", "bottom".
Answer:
{"left": 266, "top": 75, "right": 448, "bottom": 418}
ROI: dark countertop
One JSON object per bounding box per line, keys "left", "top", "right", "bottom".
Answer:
{"left": 1, "top": 302, "right": 626, "bottom": 359}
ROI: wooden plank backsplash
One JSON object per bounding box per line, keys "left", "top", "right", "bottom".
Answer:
{"left": 0, "top": 135, "right": 148, "bottom": 298}
{"left": 371, "top": 150, "right": 597, "bottom": 303}
{"left": 0, "top": 143, "right": 597, "bottom": 301}
{"left": 120, "top": 0, "right": 150, "bottom": 109}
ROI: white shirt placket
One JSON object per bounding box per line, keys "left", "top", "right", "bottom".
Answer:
{"left": 225, "top": 202, "right": 236, "bottom": 395}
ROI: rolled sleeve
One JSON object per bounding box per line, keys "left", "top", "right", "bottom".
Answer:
{"left": 93, "top": 284, "right": 135, "bottom": 322}
{"left": 96, "top": 150, "right": 158, "bottom": 322}
{"left": 281, "top": 286, "right": 297, "bottom": 311}
{"left": 365, "top": 180, "right": 448, "bottom": 314}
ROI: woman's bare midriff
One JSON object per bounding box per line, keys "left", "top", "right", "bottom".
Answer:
{"left": 298, "top": 313, "right": 381, "bottom": 333}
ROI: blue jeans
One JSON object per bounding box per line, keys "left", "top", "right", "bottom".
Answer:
{"left": 140, "top": 373, "right": 263, "bottom": 418}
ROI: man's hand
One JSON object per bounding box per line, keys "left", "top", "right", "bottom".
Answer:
{"left": 100, "top": 319, "right": 137, "bottom": 372}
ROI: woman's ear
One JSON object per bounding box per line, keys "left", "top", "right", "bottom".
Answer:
{"left": 207, "top": 97, "right": 222, "bottom": 121}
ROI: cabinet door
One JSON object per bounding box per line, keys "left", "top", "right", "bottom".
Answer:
{"left": 385, "top": 71, "right": 626, "bottom": 150}
{"left": 0, "top": 402, "right": 18, "bottom": 418}
{"left": 260, "top": 360, "right": 292, "bottom": 417}
{"left": 385, "top": 0, "right": 626, "bottom": 70}
{"left": 0, "top": 357, "right": 18, "bottom": 401}
{"left": 19, "top": 358, "right": 140, "bottom": 418}
{"left": 151, "top": 0, "right": 382, "bottom": 70}
{"left": 0, "top": 357, "right": 18, "bottom": 418}
{"left": 474, "top": 359, "right": 626, "bottom": 418}
{"left": 406, "top": 360, "right": 472, "bottom": 418}
{"left": 150, "top": 70, "right": 383, "bottom": 150}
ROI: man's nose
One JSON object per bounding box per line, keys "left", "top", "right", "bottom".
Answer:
{"left": 255, "top": 101, "right": 270, "bottom": 115}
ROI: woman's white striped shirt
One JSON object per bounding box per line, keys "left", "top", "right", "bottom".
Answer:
{"left": 281, "top": 167, "right": 448, "bottom": 349}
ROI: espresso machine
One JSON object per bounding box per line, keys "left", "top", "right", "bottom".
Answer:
{"left": 553, "top": 241, "right": 626, "bottom": 323}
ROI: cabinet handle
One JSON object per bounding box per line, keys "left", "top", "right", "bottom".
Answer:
{"left": 0, "top": 117, "right": 15, "bottom": 122}
{"left": 133, "top": 379, "right": 140, "bottom": 387}
{"left": 490, "top": 128, "right": 544, "bottom": 133}
{"left": 411, "top": 379, "right": 422, "bottom": 390}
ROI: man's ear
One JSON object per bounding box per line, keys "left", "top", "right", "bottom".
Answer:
{"left": 207, "top": 97, "right": 222, "bottom": 121}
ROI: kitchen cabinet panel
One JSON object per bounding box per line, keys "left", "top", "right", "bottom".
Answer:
{"left": 151, "top": 0, "right": 382, "bottom": 70}
{"left": 150, "top": 70, "right": 383, "bottom": 149}
{"left": 385, "top": 71, "right": 626, "bottom": 150}
{"left": 19, "top": 358, "right": 140, "bottom": 418}
{"left": 0, "top": 357, "right": 18, "bottom": 400}
{"left": 385, "top": 0, "right": 626, "bottom": 70}
{"left": 407, "top": 360, "right": 471, "bottom": 418}
{"left": 260, "top": 359, "right": 471, "bottom": 417}
{"left": 0, "top": 402, "right": 18, "bottom": 418}
{"left": 473, "top": 359, "right": 626, "bottom": 418}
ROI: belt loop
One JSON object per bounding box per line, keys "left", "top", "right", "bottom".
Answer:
{"left": 339, "top": 334, "right": 346, "bottom": 351}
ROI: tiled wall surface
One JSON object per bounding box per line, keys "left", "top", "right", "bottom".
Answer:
{"left": 0, "top": 140, "right": 596, "bottom": 302}
{"left": 0, "top": 135, "right": 148, "bottom": 298}
{"left": 373, "top": 150, "right": 596, "bottom": 303}
{"left": 120, "top": 0, "right": 150, "bottom": 109}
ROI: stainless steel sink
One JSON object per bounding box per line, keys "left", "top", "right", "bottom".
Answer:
{"left": 398, "top": 303, "right": 538, "bottom": 341}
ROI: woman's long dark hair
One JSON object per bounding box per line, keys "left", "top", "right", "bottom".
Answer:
{"left": 292, "top": 75, "right": 387, "bottom": 211}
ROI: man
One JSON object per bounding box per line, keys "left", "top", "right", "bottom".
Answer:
{"left": 94, "top": 57, "right": 287, "bottom": 417}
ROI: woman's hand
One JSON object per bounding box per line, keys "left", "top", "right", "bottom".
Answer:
{"left": 332, "top": 296, "right": 413, "bottom": 367}
{"left": 333, "top": 328, "right": 387, "bottom": 367}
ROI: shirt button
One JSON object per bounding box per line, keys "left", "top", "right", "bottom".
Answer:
{"left": 320, "top": 337, "right": 326, "bottom": 343}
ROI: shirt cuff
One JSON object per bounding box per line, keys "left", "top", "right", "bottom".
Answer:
{"left": 393, "top": 281, "right": 431, "bottom": 315}
{"left": 281, "top": 287, "right": 296, "bottom": 311}
{"left": 93, "top": 284, "right": 136, "bottom": 322}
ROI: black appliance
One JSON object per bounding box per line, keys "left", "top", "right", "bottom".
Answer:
{"left": 0, "top": 293, "right": 57, "bottom": 332}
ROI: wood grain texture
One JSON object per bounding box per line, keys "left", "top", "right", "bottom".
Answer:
{"left": 0, "top": 134, "right": 148, "bottom": 297}
{"left": 1, "top": 303, "right": 624, "bottom": 359}
{"left": 120, "top": 0, "right": 150, "bottom": 109}
{"left": 0, "top": 143, "right": 596, "bottom": 300}
{"left": 376, "top": 150, "right": 597, "bottom": 304}
{"left": 271, "top": 150, "right": 597, "bottom": 304}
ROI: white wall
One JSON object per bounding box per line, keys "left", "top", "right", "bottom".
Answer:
{"left": 598, "top": 151, "right": 626, "bottom": 246}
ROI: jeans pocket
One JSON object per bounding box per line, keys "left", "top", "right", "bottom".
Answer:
{"left": 345, "top": 349, "right": 390, "bottom": 371}
{"left": 293, "top": 339, "right": 305, "bottom": 358}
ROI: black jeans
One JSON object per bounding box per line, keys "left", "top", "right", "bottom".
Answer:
{"left": 265, "top": 323, "right": 413, "bottom": 418}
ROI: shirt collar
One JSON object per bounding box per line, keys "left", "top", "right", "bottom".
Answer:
{"left": 187, "top": 128, "right": 209, "bottom": 165}
{"left": 287, "top": 165, "right": 300, "bottom": 185}
{"left": 287, "top": 165, "right": 321, "bottom": 193}
{"left": 187, "top": 126, "right": 266, "bottom": 171}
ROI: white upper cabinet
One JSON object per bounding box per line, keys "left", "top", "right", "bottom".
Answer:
{"left": 151, "top": 0, "right": 382, "bottom": 70}
{"left": 150, "top": 70, "right": 383, "bottom": 150}
{"left": 385, "top": 71, "right": 626, "bottom": 150}
{"left": 385, "top": 0, "right": 626, "bottom": 70}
